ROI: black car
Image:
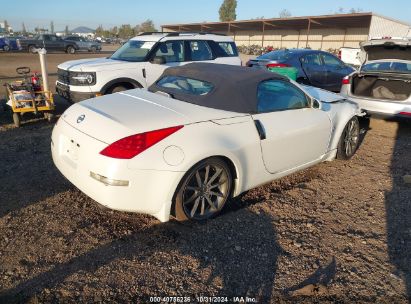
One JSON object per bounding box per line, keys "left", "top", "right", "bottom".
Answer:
{"left": 247, "top": 49, "right": 355, "bottom": 92}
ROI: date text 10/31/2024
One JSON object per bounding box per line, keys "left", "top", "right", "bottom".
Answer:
{"left": 149, "top": 296, "right": 258, "bottom": 303}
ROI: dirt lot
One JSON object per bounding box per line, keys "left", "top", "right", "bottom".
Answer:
{"left": 0, "top": 51, "right": 410, "bottom": 303}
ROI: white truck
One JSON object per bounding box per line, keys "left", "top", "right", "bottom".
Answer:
{"left": 56, "top": 32, "right": 241, "bottom": 102}
{"left": 338, "top": 47, "right": 362, "bottom": 67}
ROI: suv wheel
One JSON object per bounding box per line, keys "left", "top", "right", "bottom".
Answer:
{"left": 90, "top": 46, "right": 97, "bottom": 53}
{"left": 110, "top": 85, "right": 128, "bottom": 93}
{"left": 29, "top": 45, "right": 36, "bottom": 54}
{"left": 3, "top": 45, "right": 10, "bottom": 52}
{"left": 67, "top": 46, "right": 75, "bottom": 54}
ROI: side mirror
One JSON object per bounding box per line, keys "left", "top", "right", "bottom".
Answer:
{"left": 151, "top": 56, "right": 166, "bottom": 65}
{"left": 311, "top": 98, "right": 321, "bottom": 109}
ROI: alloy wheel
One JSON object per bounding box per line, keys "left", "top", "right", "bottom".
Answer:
{"left": 182, "top": 163, "right": 231, "bottom": 220}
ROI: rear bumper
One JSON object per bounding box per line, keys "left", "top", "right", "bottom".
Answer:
{"left": 340, "top": 92, "right": 411, "bottom": 118}
{"left": 51, "top": 119, "right": 185, "bottom": 222}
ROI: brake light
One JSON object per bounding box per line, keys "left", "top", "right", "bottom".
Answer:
{"left": 100, "top": 125, "right": 183, "bottom": 159}
{"left": 399, "top": 112, "right": 411, "bottom": 117}
{"left": 342, "top": 76, "right": 350, "bottom": 85}
{"left": 266, "top": 63, "right": 290, "bottom": 68}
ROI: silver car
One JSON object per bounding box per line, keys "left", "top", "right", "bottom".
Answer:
{"left": 64, "top": 36, "right": 101, "bottom": 52}
{"left": 340, "top": 38, "right": 411, "bottom": 118}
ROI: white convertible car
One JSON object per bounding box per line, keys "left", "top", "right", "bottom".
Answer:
{"left": 52, "top": 63, "right": 362, "bottom": 222}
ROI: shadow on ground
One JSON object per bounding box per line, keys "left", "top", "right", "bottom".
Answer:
{"left": 385, "top": 118, "right": 411, "bottom": 302}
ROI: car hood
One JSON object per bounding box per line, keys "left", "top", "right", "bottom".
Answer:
{"left": 57, "top": 57, "right": 130, "bottom": 72}
{"left": 61, "top": 88, "right": 246, "bottom": 144}
{"left": 360, "top": 39, "right": 411, "bottom": 62}
{"left": 301, "top": 85, "right": 346, "bottom": 103}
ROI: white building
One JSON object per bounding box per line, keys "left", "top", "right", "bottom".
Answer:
{"left": 162, "top": 12, "right": 411, "bottom": 50}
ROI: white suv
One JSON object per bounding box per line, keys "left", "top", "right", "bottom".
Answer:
{"left": 56, "top": 32, "right": 241, "bottom": 102}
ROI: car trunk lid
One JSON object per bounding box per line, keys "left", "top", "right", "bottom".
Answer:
{"left": 61, "top": 89, "right": 243, "bottom": 144}
{"left": 360, "top": 39, "right": 411, "bottom": 64}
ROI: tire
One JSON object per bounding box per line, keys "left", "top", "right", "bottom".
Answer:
{"left": 174, "top": 158, "right": 233, "bottom": 221}
{"left": 337, "top": 116, "right": 360, "bottom": 160}
{"left": 3, "top": 45, "right": 10, "bottom": 52}
{"left": 29, "top": 45, "right": 37, "bottom": 54}
{"left": 109, "top": 85, "right": 128, "bottom": 94}
{"left": 12, "top": 112, "right": 21, "bottom": 127}
{"left": 90, "top": 46, "right": 97, "bottom": 53}
{"left": 43, "top": 112, "right": 55, "bottom": 123}
{"left": 66, "top": 46, "right": 75, "bottom": 54}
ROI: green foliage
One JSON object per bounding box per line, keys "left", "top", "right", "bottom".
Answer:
{"left": 22, "top": 22, "right": 27, "bottom": 35}
{"left": 219, "top": 0, "right": 237, "bottom": 22}
{"left": 94, "top": 20, "right": 157, "bottom": 39}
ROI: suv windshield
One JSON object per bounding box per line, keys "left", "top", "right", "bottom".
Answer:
{"left": 110, "top": 40, "right": 156, "bottom": 62}
{"left": 362, "top": 61, "right": 411, "bottom": 74}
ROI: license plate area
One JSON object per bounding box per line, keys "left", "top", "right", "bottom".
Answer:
{"left": 62, "top": 135, "right": 80, "bottom": 161}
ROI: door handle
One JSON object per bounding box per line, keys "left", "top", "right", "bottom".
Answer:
{"left": 142, "top": 68, "right": 146, "bottom": 78}
{"left": 254, "top": 120, "right": 266, "bottom": 140}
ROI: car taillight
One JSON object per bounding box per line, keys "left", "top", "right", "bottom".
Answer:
{"left": 266, "top": 63, "right": 289, "bottom": 68}
{"left": 399, "top": 112, "right": 411, "bottom": 117}
{"left": 338, "top": 50, "right": 342, "bottom": 59}
{"left": 100, "top": 125, "right": 183, "bottom": 159}
{"left": 342, "top": 76, "right": 351, "bottom": 85}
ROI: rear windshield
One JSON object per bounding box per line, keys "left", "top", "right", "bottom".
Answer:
{"left": 157, "top": 76, "right": 214, "bottom": 96}
{"left": 110, "top": 40, "right": 155, "bottom": 62}
{"left": 258, "top": 50, "right": 292, "bottom": 61}
{"left": 362, "top": 61, "right": 411, "bottom": 74}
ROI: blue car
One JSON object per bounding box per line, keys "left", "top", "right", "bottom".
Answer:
{"left": 247, "top": 49, "right": 355, "bottom": 92}
{"left": 0, "top": 37, "right": 21, "bottom": 52}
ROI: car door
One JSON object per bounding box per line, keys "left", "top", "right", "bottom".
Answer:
{"left": 300, "top": 52, "right": 327, "bottom": 88}
{"left": 252, "top": 80, "right": 331, "bottom": 174}
{"left": 144, "top": 40, "right": 186, "bottom": 86}
{"left": 320, "top": 53, "right": 353, "bottom": 92}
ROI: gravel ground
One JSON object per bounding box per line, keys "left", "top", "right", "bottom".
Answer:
{"left": 0, "top": 51, "right": 410, "bottom": 303}
{"left": 0, "top": 104, "right": 410, "bottom": 303}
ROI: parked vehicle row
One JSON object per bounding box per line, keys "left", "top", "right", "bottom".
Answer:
{"left": 52, "top": 63, "right": 362, "bottom": 222}
{"left": 0, "top": 37, "right": 22, "bottom": 51}
{"left": 48, "top": 33, "right": 410, "bottom": 222}
{"left": 16, "top": 34, "right": 101, "bottom": 54}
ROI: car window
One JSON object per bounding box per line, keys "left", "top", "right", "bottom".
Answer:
{"left": 157, "top": 75, "right": 214, "bottom": 95}
{"left": 321, "top": 53, "right": 343, "bottom": 67}
{"left": 257, "top": 80, "right": 310, "bottom": 113}
{"left": 217, "top": 42, "right": 238, "bottom": 57}
{"left": 188, "top": 41, "right": 213, "bottom": 61}
{"left": 154, "top": 41, "right": 185, "bottom": 63}
{"left": 110, "top": 40, "right": 156, "bottom": 62}
{"left": 362, "top": 61, "right": 411, "bottom": 74}
{"left": 301, "top": 53, "right": 322, "bottom": 66}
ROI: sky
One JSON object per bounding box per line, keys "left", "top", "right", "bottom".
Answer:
{"left": 1, "top": 0, "right": 410, "bottom": 32}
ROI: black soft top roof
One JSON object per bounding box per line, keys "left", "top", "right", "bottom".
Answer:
{"left": 148, "top": 63, "right": 288, "bottom": 114}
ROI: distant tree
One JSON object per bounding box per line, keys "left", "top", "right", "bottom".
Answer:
{"left": 64, "top": 25, "right": 69, "bottom": 36}
{"left": 95, "top": 25, "right": 104, "bottom": 37}
{"left": 50, "top": 21, "right": 54, "bottom": 34}
{"left": 279, "top": 9, "right": 291, "bottom": 18}
{"left": 118, "top": 24, "right": 134, "bottom": 38}
{"left": 219, "top": 0, "right": 237, "bottom": 22}
{"left": 110, "top": 26, "right": 118, "bottom": 37}
{"left": 22, "top": 22, "right": 27, "bottom": 35}
{"left": 136, "top": 19, "right": 157, "bottom": 33}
